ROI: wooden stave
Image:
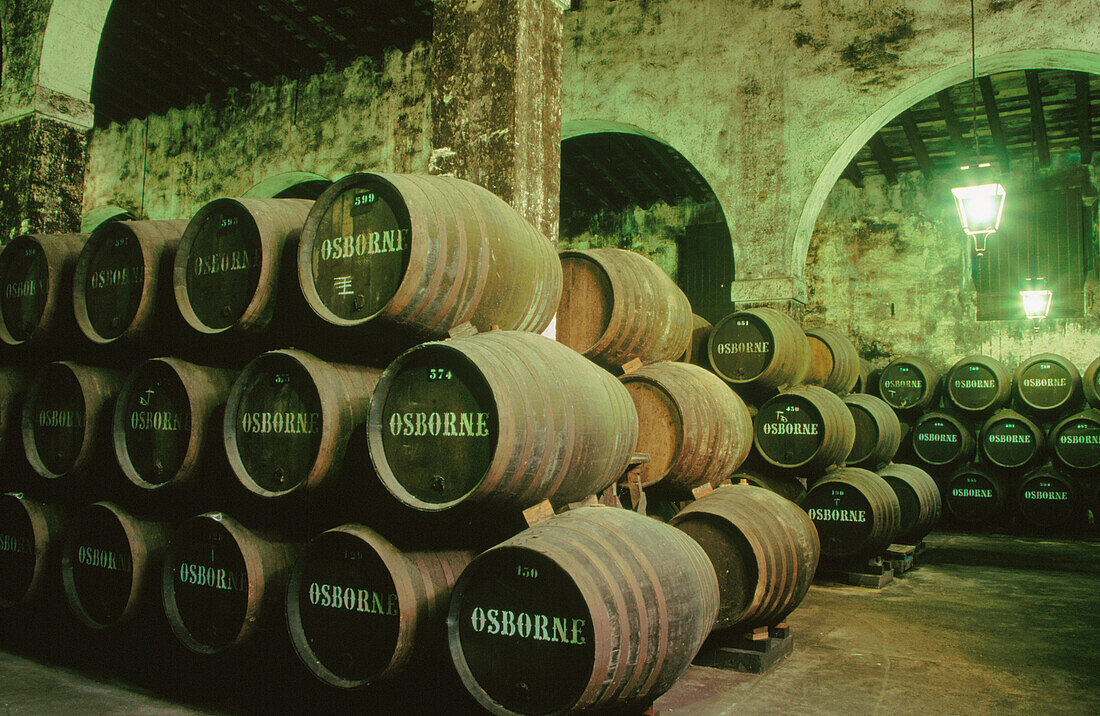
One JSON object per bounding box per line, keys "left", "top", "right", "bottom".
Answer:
{"left": 671, "top": 484, "right": 820, "bottom": 631}
{"left": 729, "top": 470, "right": 808, "bottom": 503}
{"left": 1083, "top": 356, "right": 1100, "bottom": 409}
{"left": 620, "top": 361, "right": 752, "bottom": 491}
{"left": 72, "top": 220, "right": 189, "bottom": 344}
{"left": 0, "top": 367, "right": 28, "bottom": 462}
{"left": 558, "top": 247, "right": 692, "bottom": 368}
{"left": 843, "top": 392, "right": 902, "bottom": 469}
{"left": 804, "top": 326, "right": 860, "bottom": 396}
{"left": 369, "top": 330, "right": 638, "bottom": 512}
{"left": 877, "top": 463, "right": 941, "bottom": 544}
{"left": 447, "top": 506, "right": 718, "bottom": 714}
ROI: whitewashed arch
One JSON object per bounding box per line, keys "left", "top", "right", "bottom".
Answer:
{"left": 38, "top": 0, "right": 113, "bottom": 102}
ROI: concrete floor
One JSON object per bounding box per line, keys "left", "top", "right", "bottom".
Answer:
{"left": 1, "top": 531, "right": 1097, "bottom": 715}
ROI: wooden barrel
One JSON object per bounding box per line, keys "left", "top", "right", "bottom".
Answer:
{"left": 558, "top": 248, "right": 691, "bottom": 368}
{"left": 1015, "top": 467, "right": 1081, "bottom": 531}
{"left": 852, "top": 358, "right": 871, "bottom": 394}
{"left": 978, "top": 409, "right": 1043, "bottom": 471}
{"left": 173, "top": 197, "right": 314, "bottom": 335}
{"left": 161, "top": 512, "right": 298, "bottom": 654}
{"left": 21, "top": 362, "right": 126, "bottom": 484}
{"left": 671, "top": 484, "right": 819, "bottom": 631}
{"left": 798, "top": 467, "right": 900, "bottom": 561}
{"left": 944, "top": 464, "right": 1005, "bottom": 526}
{"left": 72, "top": 220, "right": 189, "bottom": 344}
{"left": 877, "top": 464, "right": 941, "bottom": 544}
{"left": 113, "top": 358, "right": 238, "bottom": 493}
{"left": 1084, "top": 355, "right": 1100, "bottom": 408}
{"left": 909, "top": 411, "right": 975, "bottom": 469}
{"left": 369, "top": 331, "right": 637, "bottom": 512}
{"left": 944, "top": 354, "right": 1012, "bottom": 416}
{"left": 707, "top": 307, "right": 809, "bottom": 389}
{"left": 619, "top": 361, "right": 752, "bottom": 491}
{"left": 678, "top": 314, "right": 713, "bottom": 366}
{"left": 0, "top": 233, "right": 85, "bottom": 348}
{"left": 299, "top": 172, "right": 560, "bottom": 335}
{"left": 224, "top": 349, "right": 380, "bottom": 499}
{"left": 730, "top": 470, "right": 807, "bottom": 503}
{"left": 447, "top": 506, "right": 718, "bottom": 714}
{"left": 753, "top": 386, "right": 855, "bottom": 474}
{"left": 1013, "top": 353, "right": 1082, "bottom": 417}
{"left": 877, "top": 355, "right": 940, "bottom": 412}
{"left": 0, "top": 368, "right": 28, "bottom": 461}
{"left": 1049, "top": 409, "right": 1100, "bottom": 472}
{"left": 843, "top": 393, "right": 902, "bottom": 469}
{"left": 0, "top": 493, "right": 70, "bottom": 608}
{"left": 61, "top": 501, "right": 170, "bottom": 629}
{"left": 286, "top": 524, "right": 473, "bottom": 688}
{"left": 803, "top": 327, "right": 859, "bottom": 395}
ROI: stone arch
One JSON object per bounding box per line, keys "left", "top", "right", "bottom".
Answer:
{"left": 793, "top": 49, "right": 1100, "bottom": 279}
{"left": 38, "top": 0, "right": 113, "bottom": 102}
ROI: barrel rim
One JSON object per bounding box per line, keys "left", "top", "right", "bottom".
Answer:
{"left": 223, "top": 349, "right": 337, "bottom": 499}
{"left": 60, "top": 501, "right": 149, "bottom": 630}
{"left": 161, "top": 512, "right": 265, "bottom": 655}
{"left": 557, "top": 249, "right": 618, "bottom": 357}
{"left": 285, "top": 523, "right": 417, "bottom": 689}
{"left": 21, "top": 361, "right": 93, "bottom": 480}
{"left": 72, "top": 221, "right": 155, "bottom": 344}
{"left": 173, "top": 197, "right": 272, "bottom": 335}
{"left": 706, "top": 309, "right": 778, "bottom": 385}
{"left": 297, "top": 172, "right": 412, "bottom": 327}
{"left": 619, "top": 368, "right": 686, "bottom": 488}
{"left": 368, "top": 340, "right": 500, "bottom": 512}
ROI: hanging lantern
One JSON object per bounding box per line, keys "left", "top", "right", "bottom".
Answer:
{"left": 1020, "top": 277, "right": 1052, "bottom": 324}
{"left": 952, "top": 179, "right": 1006, "bottom": 254}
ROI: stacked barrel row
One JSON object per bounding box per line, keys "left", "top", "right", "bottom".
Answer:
{"left": 0, "top": 173, "right": 806, "bottom": 713}
{"left": 871, "top": 352, "right": 1100, "bottom": 534}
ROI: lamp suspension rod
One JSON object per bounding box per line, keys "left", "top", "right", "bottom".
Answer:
{"left": 970, "top": 0, "right": 980, "bottom": 161}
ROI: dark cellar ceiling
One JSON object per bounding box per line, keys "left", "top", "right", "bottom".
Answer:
{"left": 90, "top": 0, "right": 434, "bottom": 126}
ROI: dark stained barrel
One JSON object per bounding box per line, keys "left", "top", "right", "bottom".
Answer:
{"left": 224, "top": 350, "right": 380, "bottom": 499}
{"left": 161, "top": 512, "right": 298, "bottom": 654}
{"left": 243, "top": 171, "right": 331, "bottom": 200}
{"left": 678, "top": 314, "right": 713, "bottom": 366}
{"left": 877, "top": 355, "right": 940, "bottom": 412}
{"left": 369, "top": 331, "right": 638, "bottom": 511}
{"left": 1083, "top": 356, "right": 1100, "bottom": 408}
{"left": 909, "top": 411, "right": 975, "bottom": 469}
{"left": 730, "top": 470, "right": 807, "bottom": 503}
{"left": 61, "top": 501, "right": 170, "bottom": 629}
{"left": 447, "top": 506, "right": 718, "bottom": 714}
{"left": 753, "top": 386, "right": 855, "bottom": 474}
{"left": 852, "top": 358, "right": 871, "bottom": 394}
{"left": 877, "top": 464, "right": 941, "bottom": 544}
{"left": 0, "top": 368, "right": 28, "bottom": 461}
{"left": 0, "top": 233, "right": 85, "bottom": 348}
{"left": 174, "top": 197, "right": 314, "bottom": 335}
{"left": 21, "top": 362, "right": 126, "bottom": 484}
{"left": 1049, "top": 409, "right": 1100, "bottom": 472}
{"left": 671, "top": 484, "right": 819, "bottom": 631}
{"left": 945, "top": 354, "right": 1013, "bottom": 416}
{"left": 286, "top": 524, "right": 474, "bottom": 688}
{"left": 843, "top": 393, "right": 902, "bottom": 469}
{"left": 299, "top": 172, "right": 560, "bottom": 335}
{"left": 72, "top": 220, "right": 189, "bottom": 344}
{"left": 558, "top": 248, "right": 691, "bottom": 368}
{"left": 113, "top": 358, "right": 238, "bottom": 493}
{"left": 798, "top": 467, "right": 900, "bottom": 561}
{"left": 944, "top": 464, "right": 1005, "bottom": 526}
{"left": 1013, "top": 353, "right": 1082, "bottom": 418}
{"left": 1015, "top": 467, "right": 1081, "bottom": 531}
{"left": 707, "top": 307, "right": 809, "bottom": 390}
{"left": 0, "top": 493, "right": 70, "bottom": 608}
{"left": 978, "top": 409, "right": 1043, "bottom": 471}
{"left": 619, "top": 361, "right": 752, "bottom": 491}
{"left": 803, "top": 327, "right": 859, "bottom": 396}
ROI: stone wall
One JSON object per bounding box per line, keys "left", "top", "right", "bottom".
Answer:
{"left": 83, "top": 46, "right": 433, "bottom": 222}
{"left": 807, "top": 168, "right": 1100, "bottom": 371}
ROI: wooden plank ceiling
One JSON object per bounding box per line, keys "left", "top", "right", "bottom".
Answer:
{"left": 90, "top": 0, "right": 434, "bottom": 126}
{"left": 845, "top": 69, "right": 1097, "bottom": 186}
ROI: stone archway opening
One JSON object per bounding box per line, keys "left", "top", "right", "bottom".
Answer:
{"left": 560, "top": 120, "right": 734, "bottom": 323}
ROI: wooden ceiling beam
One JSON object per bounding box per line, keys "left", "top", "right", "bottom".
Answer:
{"left": 843, "top": 160, "right": 865, "bottom": 189}
{"left": 899, "top": 110, "right": 935, "bottom": 180}
{"left": 868, "top": 134, "right": 898, "bottom": 184}
{"left": 978, "top": 76, "right": 1011, "bottom": 171}
{"left": 936, "top": 89, "right": 973, "bottom": 167}
{"left": 1074, "top": 71, "right": 1093, "bottom": 165}
{"left": 1025, "top": 69, "right": 1051, "bottom": 167}
{"left": 612, "top": 138, "right": 682, "bottom": 206}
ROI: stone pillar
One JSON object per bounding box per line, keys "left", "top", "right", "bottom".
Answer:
{"left": 429, "top": 0, "right": 566, "bottom": 242}
{"left": 729, "top": 277, "right": 808, "bottom": 321}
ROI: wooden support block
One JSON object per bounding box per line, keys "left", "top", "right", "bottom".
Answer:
{"left": 749, "top": 625, "right": 769, "bottom": 641}
{"left": 621, "top": 357, "right": 644, "bottom": 374}
{"left": 448, "top": 322, "right": 479, "bottom": 338}
{"left": 691, "top": 482, "right": 714, "bottom": 500}
{"left": 564, "top": 495, "right": 600, "bottom": 511}
{"left": 522, "top": 499, "right": 555, "bottom": 526}
{"left": 716, "top": 478, "right": 733, "bottom": 487}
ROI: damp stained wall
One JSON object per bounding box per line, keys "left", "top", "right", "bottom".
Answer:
{"left": 807, "top": 167, "right": 1100, "bottom": 371}
{"left": 82, "top": 46, "right": 432, "bottom": 222}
